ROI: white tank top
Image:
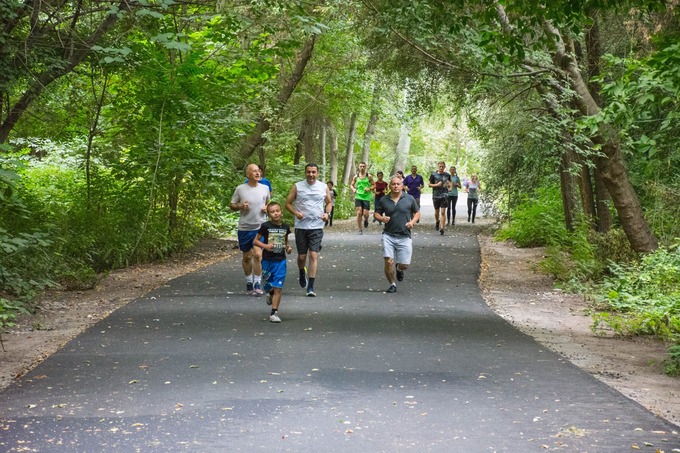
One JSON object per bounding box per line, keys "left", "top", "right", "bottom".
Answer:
{"left": 294, "top": 180, "right": 326, "bottom": 230}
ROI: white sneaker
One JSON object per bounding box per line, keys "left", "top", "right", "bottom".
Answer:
{"left": 269, "top": 313, "right": 281, "bottom": 323}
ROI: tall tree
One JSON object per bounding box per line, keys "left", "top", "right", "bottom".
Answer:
{"left": 236, "top": 35, "right": 318, "bottom": 166}
{"left": 341, "top": 112, "right": 358, "bottom": 186}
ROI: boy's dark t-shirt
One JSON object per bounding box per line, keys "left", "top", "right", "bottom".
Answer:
{"left": 258, "top": 221, "right": 291, "bottom": 261}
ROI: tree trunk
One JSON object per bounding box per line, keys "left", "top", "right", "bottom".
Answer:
{"left": 329, "top": 125, "right": 339, "bottom": 186}
{"left": 0, "top": 0, "right": 131, "bottom": 143}
{"left": 573, "top": 152, "right": 596, "bottom": 227}
{"left": 392, "top": 122, "right": 412, "bottom": 175}
{"left": 341, "top": 112, "right": 358, "bottom": 186}
{"left": 235, "top": 35, "right": 317, "bottom": 165}
{"left": 320, "top": 122, "right": 327, "bottom": 181}
{"left": 559, "top": 148, "right": 576, "bottom": 232}
{"left": 594, "top": 166, "right": 613, "bottom": 232}
{"left": 544, "top": 22, "right": 658, "bottom": 252}
{"left": 361, "top": 82, "right": 381, "bottom": 164}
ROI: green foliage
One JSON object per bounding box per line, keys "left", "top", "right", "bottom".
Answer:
{"left": 496, "top": 186, "right": 567, "bottom": 248}
{"left": 592, "top": 246, "right": 680, "bottom": 341}
{"left": 664, "top": 345, "right": 680, "bottom": 376}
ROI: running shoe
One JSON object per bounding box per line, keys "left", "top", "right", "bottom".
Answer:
{"left": 358, "top": 230, "right": 363, "bottom": 235}
{"left": 269, "top": 313, "right": 281, "bottom": 323}
{"left": 396, "top": 269, "right": 404, "bottom": 282}
{"left": 306, "top": 288, "right": 317, "bottom": 297}
{"left": 299, "top": 267, "right": 307, "bottom": 288}
{"left": 435, "top": 221, "right": 440, "bottom": 231}
{"left": 440, "top": 228, "right": 444, "bottom": 235}
{"left": 385, "top": 284, "right": 397, "bottom": 293}
{"left": 364, "top": 218, "right": 369, "bottom": 228}
{"left": 266, "top": 291, "right": 273, "bottom": 305}
{"left": 253, "top": 282, "right": 264, "bottom": 296}
{"left": 246, "top": 282, "right": 254, "bottom": 296}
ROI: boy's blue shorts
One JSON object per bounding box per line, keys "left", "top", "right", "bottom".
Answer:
{"left": 262, "top": 259, "right": 287, "bottom": 291}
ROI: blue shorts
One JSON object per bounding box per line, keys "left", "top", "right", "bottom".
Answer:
{"left": 262, "top": 259, "right": 287, "bottom": 291}
{"left": 237, "top": 230, "right": 259, "bottom": 252}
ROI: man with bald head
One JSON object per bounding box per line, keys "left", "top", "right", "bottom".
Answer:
{"left": 230, "top": 163, "right": 271, "bottom": 296}
{"left": 373, "top": 175, "right": 420, "bottom": 294}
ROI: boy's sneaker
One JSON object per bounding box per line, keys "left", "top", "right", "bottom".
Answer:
{"left": 299, "top": 268, "right": 307, "bottom": 288}
{"left": 269, "top": 313, "right": 281, "bottom": 323}
{"left": 253, "top": 282, "right": 264, "bottom": 296}
{"left": 306, "top": 288, "right": 317, "bottom": 297}
{"left": 246, "top": 282, "right": 254, "bottom": 295}
{"left": 266, "top": 291, "right": 273, "bottom": 305}
{"left": 385, "top": 284, "right": 397, "bottom": 293}
{"left": 396, "top": 269, "right": 404, "bottom": 282}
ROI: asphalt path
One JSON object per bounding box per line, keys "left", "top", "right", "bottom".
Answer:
{"left": 1, "top": 198, "right": 678, "bottom": 452}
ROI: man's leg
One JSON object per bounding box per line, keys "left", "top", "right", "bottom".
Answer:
{"left": 297, "top": 253, "right": 307, "bottom": 287}
{"left": 362, "top": 202, "right": 370, "bottom": 228}
{"left": 356, "top": 204, "right": 363, "bottom": 232}
{"left": 439, "top": 205, "right": 446, "bottom": 231}
{"left": 446, "top": 197, "right": 452, "bottom": 224}
{"left": 434, "top": 205, "right": 440, "bottom": 230}
{"left": 384, "top": 257, "right": 396, "bottom": 286}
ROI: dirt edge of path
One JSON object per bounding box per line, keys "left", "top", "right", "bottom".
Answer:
{"left": 1, "top": 228, "right": 679, "bottom": 428}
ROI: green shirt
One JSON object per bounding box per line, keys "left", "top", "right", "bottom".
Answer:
{"left": 355, "top": 175, "right": 372, "bottom": 201}
{"left": 448, "top": 175, "right": 461, "bottom": 196}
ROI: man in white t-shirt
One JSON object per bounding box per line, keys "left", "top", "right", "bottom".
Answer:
{"left": 230, "top": 163, "right": 270, "bottom": 296}
{"left": 285, "top": 163, "right": 332, "bottom": 297}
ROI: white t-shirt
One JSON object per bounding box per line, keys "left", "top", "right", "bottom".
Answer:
{"left": 294, "top": 180, "right": 327, "bottom": 230}
{"left": 230, "top": 183, "right": 270, "bottom": 230}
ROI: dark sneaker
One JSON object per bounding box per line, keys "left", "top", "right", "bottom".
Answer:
{"left": 385, "top": 285, "right": 397, "bottom": 293}
{"left": 364, "top": 219, "right": 369, "bottom": 228}
{"left": 246, "top": 282, "right": 254, "bottom": 296}
{"left": 306, "top": 288, "right": 317, "bottom": 297}
{"left": 299, "top": 267, "right": 307, "bottom": 288}
{"left": 440, "top": 228, "right": 444, "bottom": 235}
{"left": 396, "top": 269, "right": 404, "bottom": 282}
{"left": 435, "top": 221, "right": 440, "bottom": 231}
{"left": 253, "top": 282, "right": 264, "bottom": 296}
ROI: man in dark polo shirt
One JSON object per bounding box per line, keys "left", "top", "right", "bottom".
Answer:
{"left": 373, "top": 175, "right": 421, "bottom": 294}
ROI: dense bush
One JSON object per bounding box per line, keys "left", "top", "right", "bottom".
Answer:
{"left": 592, "top": 246, "right": 680, "bottom": 341}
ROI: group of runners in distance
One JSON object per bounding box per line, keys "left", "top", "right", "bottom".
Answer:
{"left": 230, "top": 162, "right": 480, "bottom": 322}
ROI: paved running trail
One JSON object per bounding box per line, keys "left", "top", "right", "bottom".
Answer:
{"left": 1, "top": 199, "right": 678, "bottom": 452}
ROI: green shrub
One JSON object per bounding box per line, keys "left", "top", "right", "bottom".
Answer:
{"left": 591, "top": 246, "right": 680, "bottom": 341}
{"left": 495, "top": 186, "right": 567, "bottom": 248}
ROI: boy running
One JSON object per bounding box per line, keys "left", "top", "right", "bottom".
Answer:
{"left": 254, "top": 202, "right": 292, "bottom": 323}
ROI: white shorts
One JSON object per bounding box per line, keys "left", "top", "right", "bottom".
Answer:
{"left": 382, "top": 233, "right": 412, "bottom": 265}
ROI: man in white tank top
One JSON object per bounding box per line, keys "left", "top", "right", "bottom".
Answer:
{"left": 285, "top": 163, "right": 332, "bottom": 297}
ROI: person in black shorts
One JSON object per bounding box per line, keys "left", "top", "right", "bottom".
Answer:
{"left": 428, "top": 161, "right": 451, "bottom": 235}
{"left": 285, "top": 163, "right": 332, "bottom": 297}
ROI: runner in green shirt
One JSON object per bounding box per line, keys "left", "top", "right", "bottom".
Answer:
{"left": 351, "top": 161, "right": 375, "bottom": 235}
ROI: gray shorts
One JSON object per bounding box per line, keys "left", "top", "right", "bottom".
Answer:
{"left": 295, "top": 228, "right": 324, "bottom": 255}
{"left": 382, "top": 233, "right": 412, "bottom": 265}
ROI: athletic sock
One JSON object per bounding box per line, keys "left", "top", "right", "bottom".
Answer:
{"left": 246, "top": 274, "right": 254, "bottom": 283}
{"left": 254, "top": 275, "right": 262, "bottom": 284}
{"left": 271, "top": 309, "right": 277, "bottom": 316}
{"left": 308, "top": 277, "right": 315, "bottom": 289}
